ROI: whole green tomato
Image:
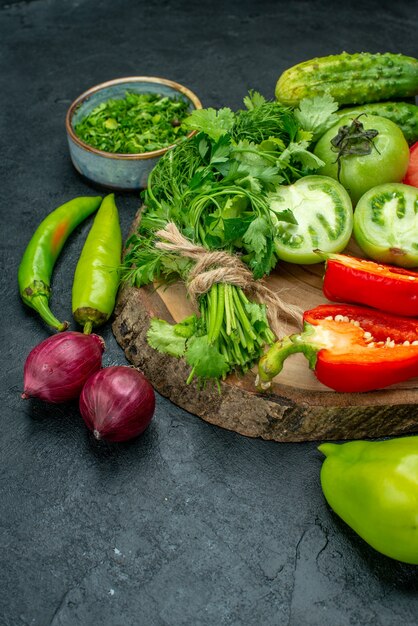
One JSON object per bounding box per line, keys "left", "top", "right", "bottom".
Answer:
{"left": 319, "top": 437, "right": 418, "bottom": 564}
{"left": 314, "top": 115, "right": 410, "bottom": 205}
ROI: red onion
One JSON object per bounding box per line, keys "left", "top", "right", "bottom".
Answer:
{"left": 22, "top": 331, "right": 105, "bottom": 403}
{"left": 79, "top": 366, "right": 155, "bottom": 442}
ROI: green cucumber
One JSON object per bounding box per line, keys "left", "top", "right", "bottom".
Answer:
{"left": 275, "top": 52, "right": 418, "bottom": 107}
{"left": 335, "top": 101, "right": 418, "bottom": 145}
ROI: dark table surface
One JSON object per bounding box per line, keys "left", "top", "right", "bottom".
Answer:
{"left": 2, "top": 0, "right": 418, "bottom": 624}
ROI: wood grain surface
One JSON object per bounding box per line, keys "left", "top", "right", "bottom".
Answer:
{"left": 113, "top": 232, "right": 418, "bottom": 442}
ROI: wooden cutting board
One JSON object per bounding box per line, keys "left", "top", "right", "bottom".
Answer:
{"left": 113, "top": 228, "right": 418, "bottom": 442}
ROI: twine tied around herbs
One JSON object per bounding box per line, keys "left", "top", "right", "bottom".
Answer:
{"left": 155, "top": 222, "right": 301, "bottom": 338}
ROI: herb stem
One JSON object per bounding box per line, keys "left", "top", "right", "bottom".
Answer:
{"left": 229, "top": 287, "right": 237, "bottom": 330}
{"left": 219, "top": 340, "right": 230, "bottom": 363}
{"left": 233, "top": 287, "right": 257, "bottom": 341}
{"left": 235, "top": 317, "right": 248, "bottom": 349}
{"left": 211, "top": 283, "right": 225, "bottom": 343}
{"left": 230, "top": 146, "right": 277, "bottom": 164}
{"left": 200, "top": 297, "right": 207, "bottom": 329}
{"left": 186, "top": 366, "right": 196, "bottom": 385}
{"left": 224, "top": 284, "right": 232, "bottom": 335}
{"left": 207, "top": 285, "right": 217, "bottom": 342}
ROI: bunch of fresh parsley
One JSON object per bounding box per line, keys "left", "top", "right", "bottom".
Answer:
{"left": 122, "top": 91, "right": 339, "bottom": 384}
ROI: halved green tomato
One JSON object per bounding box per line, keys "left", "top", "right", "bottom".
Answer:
{"left": 270, "top": 175, "right": 353, "bottom": 264}
{"left": 353, "top": 183, "right": 418, "bottom": 267}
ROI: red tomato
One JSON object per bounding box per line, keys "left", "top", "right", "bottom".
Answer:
{"left": 403, "top": 142, "right": 418, "bottom": 188}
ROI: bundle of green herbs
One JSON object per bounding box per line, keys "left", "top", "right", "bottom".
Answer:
{"left": 122, "top": 91, "right": 338, "bottom": 385}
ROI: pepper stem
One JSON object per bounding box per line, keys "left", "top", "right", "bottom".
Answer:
{"left": 318, "top": 443, "right": 340, "bottom": 457}
{"left": 30, "top": 295, "right": 69, "bottom": 331}
{"left": 257, "top": 327, "right": 319, "bottom": 390}
{"left": 83, "top": 321, "right": 94, "bottom": 335}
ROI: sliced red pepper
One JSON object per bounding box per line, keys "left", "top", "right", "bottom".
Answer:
{"left": 257, "top": 303, "right": 418, "bottom": 393}
{"left": 321, "top": 252, "right": 418, "bottom": 317}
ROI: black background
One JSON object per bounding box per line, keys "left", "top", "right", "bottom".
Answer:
{"left": 1, "top": 1, "right": 418, "bottom": 624}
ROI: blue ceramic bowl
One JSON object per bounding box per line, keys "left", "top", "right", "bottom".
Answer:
{"left": 66, "top": 76, "right": 202, "bottom": 191}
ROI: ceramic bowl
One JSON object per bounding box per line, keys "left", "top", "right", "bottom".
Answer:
{"left": 66, "top": 76, "right": 202, "bottom": 191}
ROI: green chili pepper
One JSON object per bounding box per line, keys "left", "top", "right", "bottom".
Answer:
{"left": 319, "top": 437, "right": 418, "bottom": 564}
{"left": 72, "top": 193, "right": 122, "bottom": 334}
{"left": 18, "top": 196, "right": 102, "bottom": 331}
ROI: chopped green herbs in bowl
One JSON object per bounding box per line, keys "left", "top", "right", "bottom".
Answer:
{"left": 66, "top": 77, "right": 202, "bottom": 190}
{"left": 74, "top": 92, "right": 191, "bottom": 154}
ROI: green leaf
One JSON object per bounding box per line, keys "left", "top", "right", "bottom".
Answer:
{"left": 259, "top": 137, "right": 286, "bottom": 153}
{"left": 230, "top": 141, "right": 285, "bottom": 190}
{"left": 232, "top": 96, "right": 295, "bottom": 144}
{"left": 210, "top": 134, "right": 231, "bottom": 164}
{"left": 245, "top": 236, "right": 277, "bottom": 279}
{"left": 243, "top": 90, "right": 267, "bottom": 110}
{"left": 122, "top": 251, "right": 163, "bottom": 286}
{"left": 198, "top": 138, "right": 210, "bottom": 159}
{"left": 233, "top": 139, "right": 269, "bottom": 166}
{"left": 215, "top": 160, "right": 233, "bottom": 178}
{"left": 189, "top": 169, "right": 206, "bottom": 190}
{"left": 250, "top": 165, "right": 284, "bottom": 190}
{"left": 235, "top": 173, "right": 262, "bottom": 194}
{"left": 272, "top": 207, "right": 298, "bottom": 225}
{"left": 278, "top": 141, "right": 325, "bottom": 171}
{"left": 279, "top": 114, "right": 300, "bottom": 142}
{"left": 296, "top": 129, "right": 314, "bottom": 144}
{"left": 172, "top": 315, "right": 197, "bottom": 338}
{"left": 104, "top": 118, "right": 118, "bottom": 129}
{"left": 221, "top": 194, "right": 248, "bottom": 218}
{"left": 160, "top": 255, "right": 191, "bottom": 278}
{"left": 242, "top": 216, "right": 269, "bottom": 256}
{"left": 204, "top": 232, "right": 224, "bottom": 249}
{"left": 183, "top": 107, "right": 235, "bottom": 141}
{"left": 223, "top": 216, "right": 251, "bottom": 242}
{"left": 185, "top": 335, "right": 229, "bottom": 379}
{"left": 244, "top": 302, "right": 269, "bottom": 334}
{"left": 294, "top": 94, "right": 339, "bottom": 141}
{"left": 147, "top": 318, "right": 187, "bottom": 357}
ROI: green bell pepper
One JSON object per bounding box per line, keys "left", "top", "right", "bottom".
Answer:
{"left": 319, "top": 437, "right": 418, "bottom": 564}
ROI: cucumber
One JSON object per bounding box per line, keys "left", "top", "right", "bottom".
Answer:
{"left": 335, "top": 102, "right": 418, "bottom": 145}
{"left": 275, "top": 52, "right": 418, "bottom": 107}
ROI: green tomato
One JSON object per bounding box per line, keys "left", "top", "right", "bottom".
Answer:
{"left": 319, "top": 437, "right": 418, "bottom": 565}
{"left": 270, "top": 175, "right": 353, "bottom": 264}
{"left": 353, "top": 182, "right": 418, "bottom": 267}
{"left": 314, "top": 115, "right": 410, "bottom": 206}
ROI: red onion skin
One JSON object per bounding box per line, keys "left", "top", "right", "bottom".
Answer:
{"left": 22, "top": 332, "right": 105, "bottom": 403}
{"left": 79, "top": 366, "right": 155, "bottom": 442}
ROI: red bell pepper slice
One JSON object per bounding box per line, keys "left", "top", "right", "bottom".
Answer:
{"left": 257, "top": 303, "right": 418, "bottom": 393}
{"left": 321, "top": 253, "right": 418, "bottom": 317}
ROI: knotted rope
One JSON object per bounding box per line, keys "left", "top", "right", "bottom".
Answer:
{"left": 155, "top": 222, "right": 301, "bottom": 337}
